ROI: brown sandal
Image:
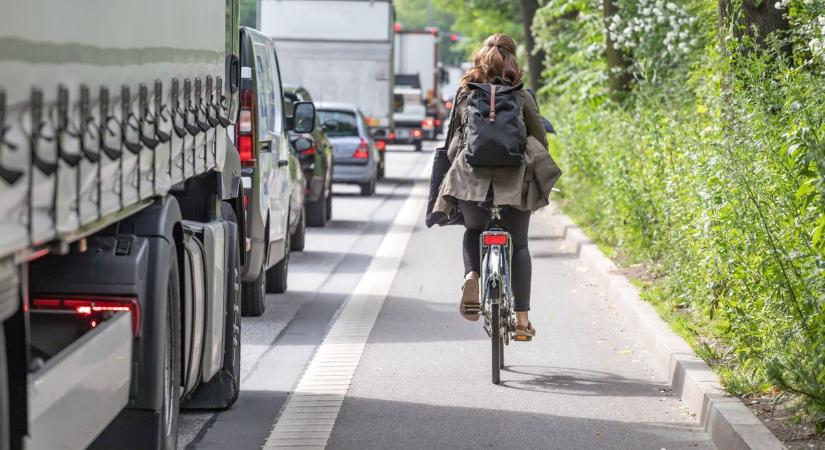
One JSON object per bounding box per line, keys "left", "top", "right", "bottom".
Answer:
{"left": 514, "top": 321, "right": 535, "bottom": 342}
{"left": 460, "top": 274, "right": 480, "bottom": 321}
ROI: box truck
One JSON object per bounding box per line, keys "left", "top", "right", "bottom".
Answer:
{"left": 0, "top": 1, "right": 249, "bottom": 448}
{"left": 261, "top": 0, "right": 395, "bottom": 143}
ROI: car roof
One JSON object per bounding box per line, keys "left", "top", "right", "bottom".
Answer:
{"left": 316, "top": 102, "right": 359, "bottom": 113}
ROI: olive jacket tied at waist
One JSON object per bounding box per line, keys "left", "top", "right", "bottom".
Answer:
{"left": 425, "top": 88, "right": 562, "bottom": 227}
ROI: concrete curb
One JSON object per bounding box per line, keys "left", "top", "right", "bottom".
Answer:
{"left": 539, "top": 206, "right": 785, "bottom": 450}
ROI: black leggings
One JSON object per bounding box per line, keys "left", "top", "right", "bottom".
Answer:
{"left": 459, "top": 200, "right": 532, "bottom": 312}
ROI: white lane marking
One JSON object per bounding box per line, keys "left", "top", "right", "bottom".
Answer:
{"left": 262, "top": 161, "right": 431, "bottom": 449}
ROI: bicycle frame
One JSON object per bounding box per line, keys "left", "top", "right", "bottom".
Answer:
{"left": 479, "top": 206, "right": 514, "bottom": 344}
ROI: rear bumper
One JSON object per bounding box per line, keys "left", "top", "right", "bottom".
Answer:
{"left": 333, "top": 162, "right": 374, "bottom": 184}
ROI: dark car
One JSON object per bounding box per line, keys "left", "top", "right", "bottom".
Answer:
{"left": 284, "top": 86, "right": 334, "bottom": 226}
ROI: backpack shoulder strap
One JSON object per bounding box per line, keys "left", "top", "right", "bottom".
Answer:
{"left": 441, "top": 88, "right": 467, "bottom": 149}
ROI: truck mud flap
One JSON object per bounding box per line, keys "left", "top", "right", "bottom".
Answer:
{"left": 27, "top": 311, "right": 131, "bottom": 450}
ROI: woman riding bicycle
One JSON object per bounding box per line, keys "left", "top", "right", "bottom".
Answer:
{"left": 428, "top": 33, "right": 561, "bottom": 339}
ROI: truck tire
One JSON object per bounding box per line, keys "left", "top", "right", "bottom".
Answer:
{"left": 0, "top": 325, "right": 8, "bottom": 450}
{"left": 305, "top": 190, "right": 328, "bottom": 227}
{"left": 160, "top": 254, "right": 182, "bottom": 449}
{"left": 266, "top": 231, "right": 289, "bottom": 294}
{"left": 414, "top": 141, "right": 422, "bottom": 152}
{"left": 291, "top": 209, "right": 306, "bottom": 251}
{"left": 242, "top": 270, "right": 266, "bottom": 317}
{"left": 184, "top": 204, "right": 242, "bottom": 409}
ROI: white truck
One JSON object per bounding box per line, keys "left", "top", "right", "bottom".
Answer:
{"left": 260, "top": 0, "right": 395, "bottom": 141}
{"left": 394, "top": 29, "right": 442, "bottom": 139}
{"left": 0, "top": 1, "right": 246, "bottom": 448}
{"left": 394, "top": 30, "right": 439, "bottom": 105}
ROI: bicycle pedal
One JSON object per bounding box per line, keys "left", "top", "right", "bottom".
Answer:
{"left": 513, "top": 335, "right": 532, "bottom": 342}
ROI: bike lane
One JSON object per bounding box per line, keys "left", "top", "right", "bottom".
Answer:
{"left": 323, "top": 198, "right": 716, "bottom": 448}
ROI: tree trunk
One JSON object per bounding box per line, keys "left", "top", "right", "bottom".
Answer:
{"left": 718, "top": 0, "right": 791, "bottom": 55}
{"left": 518, "top": 0, "right": 544, "bottom": 92}
{"left": 603, "top": 0, "right": 631, "bottom": 99}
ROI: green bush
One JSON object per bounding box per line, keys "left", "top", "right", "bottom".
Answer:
{"left": 534, "top": 0, "right": 825, "bottom": 419}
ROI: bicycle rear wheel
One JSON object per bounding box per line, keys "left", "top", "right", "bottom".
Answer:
{"left": 491, "top": 302, "right": 501, "bottom": 384}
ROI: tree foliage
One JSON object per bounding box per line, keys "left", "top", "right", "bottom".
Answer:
{"left": 535, "top": 0, "right": 825, "bottom": 422}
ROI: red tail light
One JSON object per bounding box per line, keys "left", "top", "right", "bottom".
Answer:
{"left": 412, "top": 129, "right": 423, "bottom": 138}
{"left": 239, "top": 135, "right": 254, "bottom": 165}
{"left": 32, "top": 296, "right": 141, "bottom": 336}
{"left": 301, "top": 146, "right": 317, "bottom": 156}
{"left": 237, "top": 89, "right": 256, "bottom": 167}
{"left": 421, "top": 119, "right": 435, "bottom": 128}
{"left": 389, "top": 132, "right": 396, "bottom": 140}
{"left": 483, "top": 233, "right": 509, "bottom": 246}
{"left": 434, "top": 119, "right": 442, "bottom": 126}
{"left": 375, "top": 140, "right": 387, "bottom": 151}
{"left": 353, "top": 138, "right": 370, "bottom": 159}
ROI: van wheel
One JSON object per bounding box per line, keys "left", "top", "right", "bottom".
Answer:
{"left": 0, "top": 324, "right": 8, "bottom": 450}
{"left": 160, "top": 253, "right": 182, "bottom": 449}
{"left": 242, "top": 270, "right": 266, "bottom": 317}
{"left": 184, "top": 203, "right": 242, "bottom": 409}
{"left": 291, "top": 209, "right": 306, "bottom": 251}
{"left": 305, "top": 190, "right": 327, "bottom": 227}
{"left": 266, "top": 231, "right": 289, "bottom": 294}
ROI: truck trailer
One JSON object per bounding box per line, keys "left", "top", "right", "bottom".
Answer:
{"left": 0, "top": 1, "right": 245, "bottom": 448}
{"left": 260, "top": 0, "right": 395, "bottom": 141}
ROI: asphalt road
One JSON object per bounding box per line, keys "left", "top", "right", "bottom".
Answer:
{"left": 180, "top": 141, "right": 715, "bottom": 450}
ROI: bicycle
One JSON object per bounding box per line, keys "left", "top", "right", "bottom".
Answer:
{"left": 478, "top": 204, "right": 529, "bottom": 385}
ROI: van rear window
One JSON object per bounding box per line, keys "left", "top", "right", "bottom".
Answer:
{"left": 317, "top": 110, "right": 359, "bottom": 137}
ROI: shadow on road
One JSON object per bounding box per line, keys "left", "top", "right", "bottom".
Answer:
{"left": 500, "top": 365, "right": 675, "bottom": 398}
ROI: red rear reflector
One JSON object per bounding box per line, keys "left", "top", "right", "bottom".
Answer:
{"left": 301, "top": 146, "right": 317, "bottom": 156}
{"left": 483, "top": 233, "right": 508, "bottom": 246}
{"left": 239, "top": 135, "right": 254, "bottom": 166}
{"left": 32, "top": 296, "right": 141, "bottom": 336}
{"left": 375, "top": 140, "right": 386, "bottom": 151}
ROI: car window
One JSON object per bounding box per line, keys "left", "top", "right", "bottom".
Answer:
{"left": 268, "top": 47, "right": 284, "bottom": 136}
{"left": 317, "top": 110, "right": 359, "bottom": 138}
{"left": 252, "top": 42, "right": 274, "bottom": 141}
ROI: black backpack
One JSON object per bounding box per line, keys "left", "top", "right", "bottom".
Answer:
{"left": 462, "top": 82, "right": 526, "bottom": 167}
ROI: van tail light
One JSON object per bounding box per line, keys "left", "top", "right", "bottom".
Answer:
{"left": 375, "top": 140, "right": 387, "bottom": 151}
{"left": 412, "top": 129, "right": 423, "bottom": 138}
{"left": 237, "top": 89, "right": 256, "bottom": 167}
{"left": 32, "top": 296, "right": 141, "bottom": 336}
{"left": 482, "top": 233, "right": 509, "bottom": 246}
{"left": 352, "top": 138, "right": 370, "bottom": 159}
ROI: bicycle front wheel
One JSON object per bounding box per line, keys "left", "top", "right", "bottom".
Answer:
{"left": 491, "top": 302, "right": 501, "bottom": 384}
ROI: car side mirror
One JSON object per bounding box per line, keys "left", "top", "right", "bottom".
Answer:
{"left": 289, "top": 101, "right": 315, "bottom": 133}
